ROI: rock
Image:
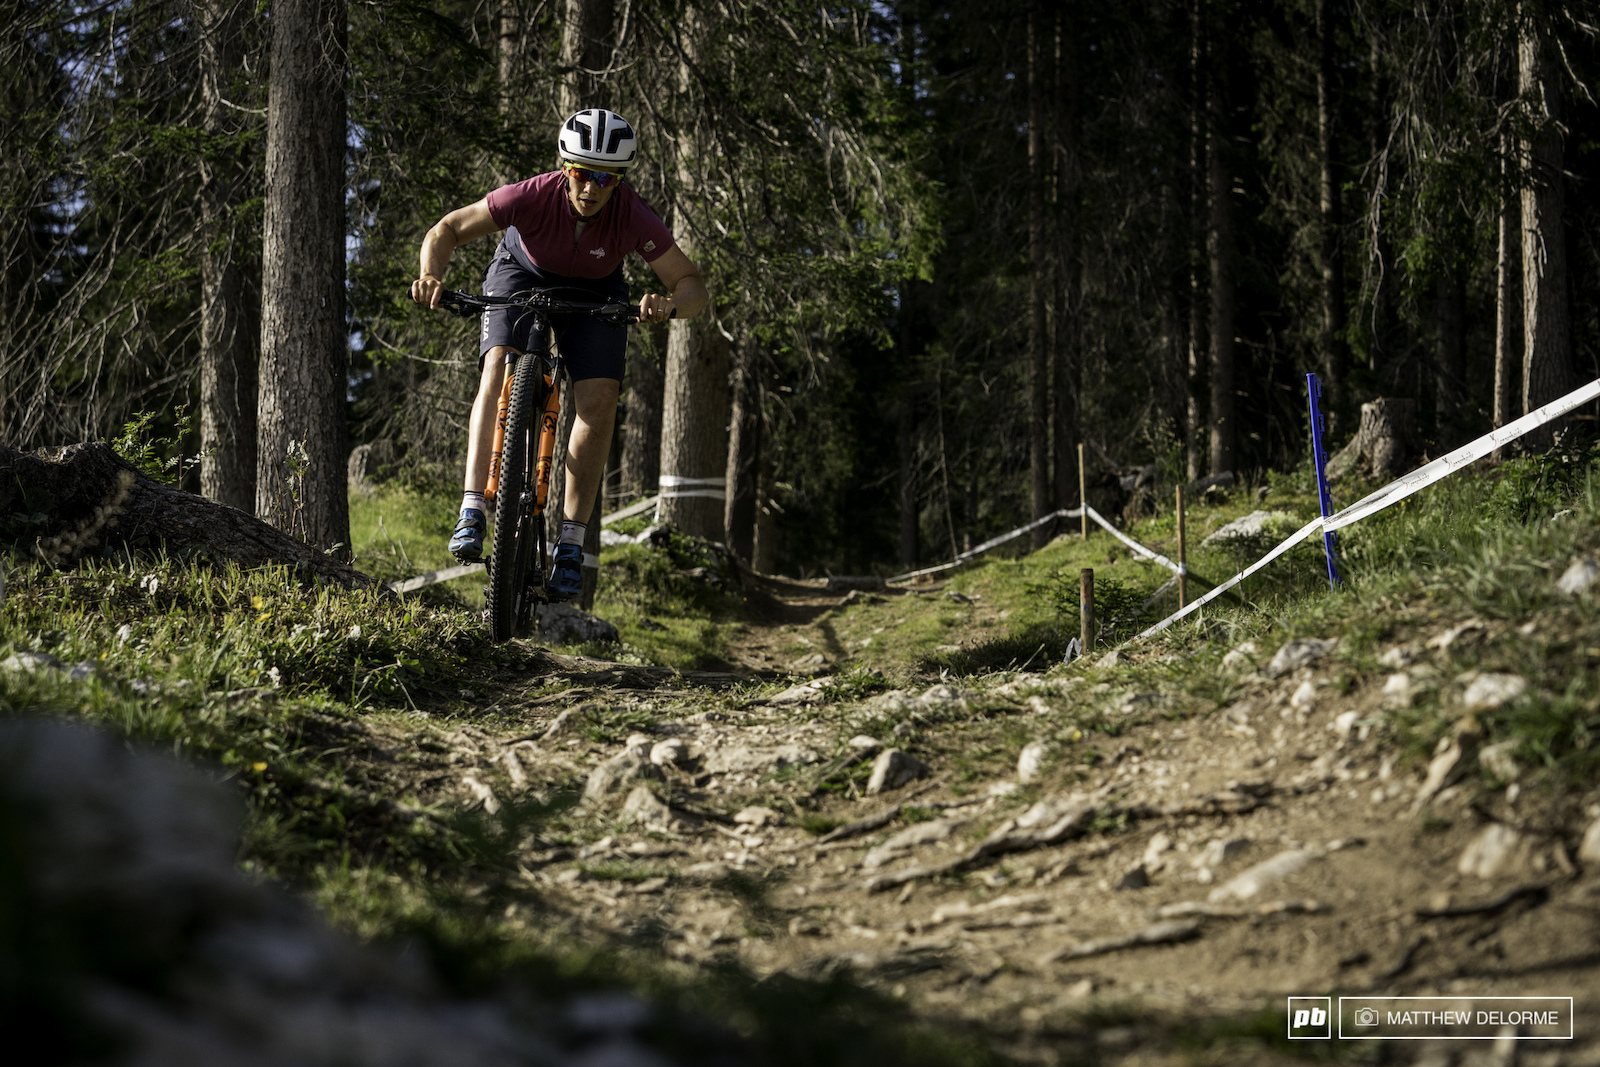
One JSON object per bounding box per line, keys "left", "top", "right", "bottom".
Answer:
{"left": 1478, "top": 740, "right": 1522, "bottom": 783}
{"left": 1095, "top": 649, "right": 1125, "bottom": 669}
{"left": 1426, "top": 619, "right": 1487, "bottom": 652}
{"left": 1331, "top": 710, "right": 1359, "bottom": 743}
{"left": 1016, "top": 741, "right": 1048, "bottom": 784}
{"left": 461, "top": 775, "right": 498, "bottom": 814}
{"left": 1557, "top": 556, "right": 1600, "bottom": 596}
{"left": 1193, "top": 837, "right": 1249, "bottom": 871}
{"left": 1458, "top": 823, "right": 1533, "bottom": 879}
{"left": 1578, "top": 817, "right": 1600, "bottom": 865}
{"left": 917, "top": 683, "right": 971, "bottom": 710}
{"left": 541, "top": 704, "right": 595, "bottom": 741}
{"left": 1378, "top": 645, "right": 1416, "bottom": 669}
{"left": 1201, "top": 510, "right": 1298, "bottom": 546}
{"left": 702, "top": 745, "right": 818, "bottom": 776}
{"left": 864, "top": 748, "right": 929, "bottom": 796}
{"left": 1381, "top": 673, "right": 1412, "bottom": 709}
{"left": 768, "top": 679, "right": 829, "bottom": 706}
{"left": 1220, "top": 641, "right": 1260, "bottom": 673}
{"left": 1, "top": 650, "right": 63, "bottom": 673}
{"left": 620, "top": 785, "right": 674, "bottom": 829}
{"left": 1016, "top": 793, "right": 1089, "bottom": 830}
{"left": 583, "top": 753, "right": 659, "bottom": 806}
{"left": 1116, "top": 863, "right": 1151, "bottom": 890}
{"left": 624, "top": 733, "right": 654, "bottom": 760}
{"left": 846, "top": 735, "right": 883, "bottom": 759}
{"left": 537, "top": 603, "right": 620, "bottom": 645}
{"left": 863, "top": 818, "right": 965, "bottom": 869}
{"left": 733, "top": 805, "right": 780, "bottom": 828}
{"left": 1207, "top": 849, "right": 1317, "bottom": 902}
{"left": 1289, "top": 680, "right": 1318, "bottom": 710}
{"left": 1141, "top": 832, "right": 1172, "bottom": 872}
{"left": 648, "top": 739, "right": 689, "bottom": 768}
{"left": 1412, "top": 738, "right": 1465, "bottom": 811}
{"left": 1462, "top": 673, "right": 1527, "bottom": 712}
{"left": 1265, "top": 638, "right": 1338, "bottom": 678}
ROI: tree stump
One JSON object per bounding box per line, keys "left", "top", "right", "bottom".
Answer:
{"left": 2, "top": 443, "right": 378, "bottom": 588}
{"left": 1326, "top": 398, "right": 1418, "bottom": 482}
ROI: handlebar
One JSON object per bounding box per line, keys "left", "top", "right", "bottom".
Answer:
{"left": 425, "top": 287, "right": 671, "bottom": 328}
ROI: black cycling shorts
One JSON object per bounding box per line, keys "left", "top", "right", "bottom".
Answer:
{"left": 478, "top": 249, "right": 630, "bottom": 382}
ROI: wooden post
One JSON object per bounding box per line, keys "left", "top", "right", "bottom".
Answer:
{"left": 1176, "top": 485, "right": 1188, "bottom": 609}
{"left": 1080, "top": 567, "right": 1095, "bottom": 652}
{"left": 1078, "top": 442, "right": 1088, "bottom": 539}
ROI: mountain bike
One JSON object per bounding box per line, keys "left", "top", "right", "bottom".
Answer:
{"left": 432, "top": 287, "right": 638, "bottom": 642}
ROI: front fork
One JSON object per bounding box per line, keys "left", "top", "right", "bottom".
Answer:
{"left": 485, "top": 355, "right": 561, "bottom": 507}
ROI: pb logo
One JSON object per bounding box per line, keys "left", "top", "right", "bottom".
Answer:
{"left": 1287, "top": 997, "right": 1332, "bottom": 1040}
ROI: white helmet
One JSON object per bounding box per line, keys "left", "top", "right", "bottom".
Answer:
{"left": 558, "top": 109, "right": 638, "bottom": 170}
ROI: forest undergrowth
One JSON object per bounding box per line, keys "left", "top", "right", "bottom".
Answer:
{"left": 5, "top": 446, "right": 1600, "bottom": 1063}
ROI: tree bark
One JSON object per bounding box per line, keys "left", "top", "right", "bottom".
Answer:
{"left": 1315, "top": 0, "right": 1347, "bottom": 411}
{"left": 3, "top": 443, "right": 375, "bottom": 589}
{"left": 724, "top": 344, "right": 761, "bottom": 561}
{"left": 1206, "top": 101, "right": 1235, "bottom": 477}
{"left": 559, "top": 0, "right": 615, "bottom": 115}
{"left": 1326, "top": 398, "right": 1417, "bottom": 482}
{"left": 256, "top": 0, "right": 349, "bottom": 556}
{"left": 1493, "top": 132, "right": 1519, "bottom": 446}
{"left": 1051, "top": 6, "right": 1080, "bottom": 534}
{"left": 1434, "top": 271, "right": 1464, "bottom": 435}
{"left": 1027, "top": 6, "right": 1050, "bottom": 549}
{"left": 619, "top": 324, "right": 666, "bottom": 501}
{"left": 1518, "top": 8, "right": 1574, "bottom": 445}
{"left": 198, "top": 0, "right": 256, "bottom": 512}
{"left": 658, "top": 312, "right": 731, "bottom": 542}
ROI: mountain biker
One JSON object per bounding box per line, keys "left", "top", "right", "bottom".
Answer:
{"left": 410, "top": 108, "right": 708, "bottom": 601}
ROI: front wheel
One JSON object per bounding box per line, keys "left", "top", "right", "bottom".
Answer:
{"left": 486, "top": 355, "right": 542, "bottom": 642}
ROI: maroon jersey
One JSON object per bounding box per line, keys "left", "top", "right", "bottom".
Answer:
{"left": 485, "top": 171, "right": 674, "bottom": 279}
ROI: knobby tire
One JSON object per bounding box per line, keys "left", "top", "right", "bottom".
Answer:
{"left": 487, "top": 354, "right": 542, "bottom": 643}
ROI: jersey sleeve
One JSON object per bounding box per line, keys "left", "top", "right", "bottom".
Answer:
{"left": 485, "top": 178, "right": 535, "bottom": 231}
{"left": 631, "top": 198, "right": 676, "bottom": 263}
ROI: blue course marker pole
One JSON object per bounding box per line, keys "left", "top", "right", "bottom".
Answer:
{"left": 1305, "top": 373, "right": 1341, "bottom": 589}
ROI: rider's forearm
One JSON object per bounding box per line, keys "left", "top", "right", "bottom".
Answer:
{"left": 418, "top": 220, "right": 461, "bottom": 282}
{"left": 669, "top": 274, "right": 709, "bottom": 320}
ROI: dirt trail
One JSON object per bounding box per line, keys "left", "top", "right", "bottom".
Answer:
{"left": 389, "top": 579, "right": 1600, "bottom": 1065}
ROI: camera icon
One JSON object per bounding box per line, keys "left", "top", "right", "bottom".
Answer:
{"left": 1354, "top": 1007, "right": 1380, "bottom": 1027}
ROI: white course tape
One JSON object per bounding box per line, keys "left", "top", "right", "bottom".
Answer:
{"left": 1084, "top": 504, "right": 1183, "bottom": 574}
{"left": 1325, "top": 377, "right": 1600, "bottom": 533}
{"left": 889, "top": 506, "right": 1084, "bottom": 583}
{"left": 658, "top": 475, "right": 724, "bottom": 487}
{"left": 657, "top": 474, "right": 726, "bottom": 502}
{"left": 1129, "top": 376, "right": 1600, "bottom": 644}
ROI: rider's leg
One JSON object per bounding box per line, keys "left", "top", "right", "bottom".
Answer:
{"left": 547, "top": 375, "right": 620, "bottom": 600}
{"left": 450, "top": 345, "right": 513, "bottom": 560}
{"left": 562, "top": 376, "right": 622, "bottom": 524}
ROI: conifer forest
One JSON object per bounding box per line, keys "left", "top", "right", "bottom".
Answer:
{"left": 5, "top": 0, "right": 1600, "bottom": 574}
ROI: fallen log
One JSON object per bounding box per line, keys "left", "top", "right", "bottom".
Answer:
{"left": 1, "top": 443, "right": 376, "bottom": 588}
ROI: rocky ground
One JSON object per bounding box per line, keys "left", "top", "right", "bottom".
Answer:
{"left": 345, "top": 575, "right": 1600, "bottom": 1066}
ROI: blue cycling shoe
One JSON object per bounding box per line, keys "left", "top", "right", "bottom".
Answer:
{"left": 449, "top": 508, "right": 487, "bottom": 561}
{"left": 547, "top": 542, "right": 584, "bottom": 601}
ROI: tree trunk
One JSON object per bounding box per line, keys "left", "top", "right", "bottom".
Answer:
{"left": 1518, "top": 8, "right": 1574, "bottom": 445}
{"left": 1185, "top": 0, "right": 1206, "bottom": 482}
{"left": 1051, "top": 6, "right": 1080, "bottom": 532}
{"left": 559, "top": 0, "right": 615, "bottom": 115}
{"left": 1315, "top": 0, "right": 1347, "bottom": 413}
{"left": 3, "top": 443, "right": 375, "bottom": 589}
{"left": 1434, "top": 271, "right": 1464, "bottom": 436}
{"left": 724, "top": 344, "right": 761, "bottom": 561}
{"left": 619, "top": 324, "right": 666, "bottom": 501}
{"left": 1206, "top": 103, "right": 1235, "bottom": 477}
{"left": 658, "top": 313, "right": 731, "bottom": 542}
{"left": 896, "top": 14, "right": 919, "bottom": 570}
{"left": 256, "top": 0, "right": 349, "bottom": 556}
{"left": 1326, "top": 398, "right": 1417, "bottom": 482}
{"left": 1493, "top": 132, "right": 1519, "bottom": 448}
{"left": 198, "top": 0, "right": 256, "bottom": 512}
{"left": 1027, "top": 6, "right": 1050, "bottom": 549}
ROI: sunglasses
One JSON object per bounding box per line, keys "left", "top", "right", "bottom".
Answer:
{"left": 563, "top": 162, "right": 624, "bottom": 188}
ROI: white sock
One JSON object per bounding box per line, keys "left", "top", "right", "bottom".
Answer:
{"left": 560, "top": 520, "right": 587, "bottom": 545}
{"left": 461, "top": 491, "right": 486, "bottom": 513}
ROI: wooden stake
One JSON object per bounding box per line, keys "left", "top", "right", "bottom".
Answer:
{"left": 1176, "top": 485, "right": 1188, "bottom": 609}
{"left": 1078, "top": 442, "right": 1088, "bottom": 539}
{"left": 1080, "top": 568, "right": 1095, "bottom": 652}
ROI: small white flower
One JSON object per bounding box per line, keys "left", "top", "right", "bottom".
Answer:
{"left": 267, "top": 666, "right": 282, "bottom": 688}
{"left": 116, "top": 624, "right": 133, "bottom": 647}
{"left": 347, "top": 625, "right": 362, "bottom": 641}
